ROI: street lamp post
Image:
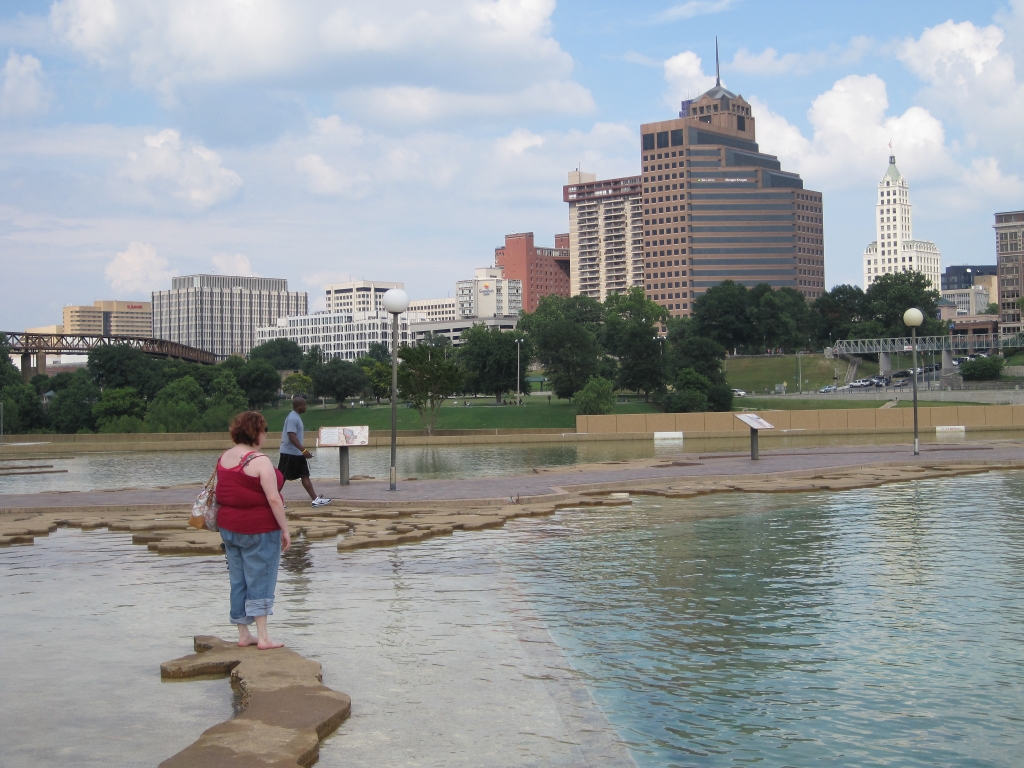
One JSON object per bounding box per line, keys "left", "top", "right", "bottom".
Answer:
{"left": 515, "top": 336, "right": 523, "bottom": 405}
{"left": 382, "top": 288, "right": 410, "bottom": 491}
{"left": 904, "top": 307, "right": 924, "bottom": 456}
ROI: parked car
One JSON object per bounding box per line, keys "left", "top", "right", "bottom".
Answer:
{"left": 891, "top": 377, "right": 910, "bottom": 387}
{"left": 731, "top": 388, "right": 746, "bottom": 397}
{"left": 849, "top": 378, "right": 872, "bottom": 388}
{"left": 819, "top": 385, "right": 837, "bottom": 393}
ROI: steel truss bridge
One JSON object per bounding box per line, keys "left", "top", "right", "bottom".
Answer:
{"left": 3, "top": 331, "right": 216, "bottom": 366}
{"left": 834, "top": 333, "right": 1024, "bottom": 356}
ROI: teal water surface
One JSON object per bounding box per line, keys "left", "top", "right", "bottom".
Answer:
{"left": 499, "top": 473, "right": 1024, "bottom": 766}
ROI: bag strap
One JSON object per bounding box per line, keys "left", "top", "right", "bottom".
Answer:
{"left": 240, "top": 451, "right": 265, "bottom": 469}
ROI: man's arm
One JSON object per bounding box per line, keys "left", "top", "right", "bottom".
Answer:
{"left": 287, "top": 430, "right": 311, "bottom": 457}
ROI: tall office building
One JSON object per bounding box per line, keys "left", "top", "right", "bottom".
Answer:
{"left": 152, "top": 275, "right": 307, "bottom": 359}
{"left": 862, "top": 155, "right": 941, "bottom": 289}
{"left": 494, "top": 232, "right": 570, "bottom": 313}
{"left": 63, "top": 300, "right": 152, "bottom": 337}
{"left": 456, "top": 267, "right": 522, "bottom": 318}
{"left": 564, "top": 171, "right": 644, "bottom": 301}
{"left": 995, "top": 210, "right": 1024, "bottom": 333}
{"left": 324, "top": 280, "right": 404, "bottom": 314}
{"left": 640, "top": 76, "right": 824, "bottom": 319}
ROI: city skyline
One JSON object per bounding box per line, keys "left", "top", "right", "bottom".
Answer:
{"left": 1, "top": 1, "right": 1023, "bottom": 329}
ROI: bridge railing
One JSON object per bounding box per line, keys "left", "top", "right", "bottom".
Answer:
{"left": 835, "top": 333, "right": 1024, "bottom": 355}
{"left": 2, "top": 331, "right": 216, "bottom": 365}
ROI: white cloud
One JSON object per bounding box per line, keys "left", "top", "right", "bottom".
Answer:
{"left": 663, "top": 51, "right": 716, "bottom": 106}
{"left": 1, "top": 51, "right": 49, "bottom": 118}
{"left": 295, "top": 153, "right": 369, "bottom": 196}
{"left": 340, "top": 80, "right": 594, "bottom": 122}
{"left": 897, "top": 20, "right": 1024, "bottom": 156}
{"left": 105, "top": 241, "right": 172, "bottom": 294}
{"left": 730, "top": 38, "right": 872, "bottom": 77}
{"left": 122, "top": 128, "right": 242, "bottom": 208}
{"left": 750, "top": 74, "right": 952, "bottom": 189}
{"left": 212, "top": 252, "right": 253, "bottom": 275}
{"left": 655, "top": 0, "right": 735, "bottom": 23}
{"left": 496, "top": 128, "right": 544, "bottom": 156}
{"left": 48, "top": 0, "right": 585, "bottom": 117}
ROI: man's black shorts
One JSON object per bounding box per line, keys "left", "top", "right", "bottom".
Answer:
{"left": 278, "top": 453, "right": 310, "bottom": 481}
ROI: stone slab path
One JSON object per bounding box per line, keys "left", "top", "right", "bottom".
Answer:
{"left": 1, "top": 442, "right": 1020, "bottom": 511}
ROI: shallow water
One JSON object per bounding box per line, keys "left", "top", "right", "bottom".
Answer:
{"left": 2, "top": 429, "right": 1022, "bottom": 495}
{"left": 3, "top": 472, "right": 1024, "bottom": 766}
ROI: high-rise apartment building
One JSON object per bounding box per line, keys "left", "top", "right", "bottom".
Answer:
{"left": 862, "top": 156, "right": 941, "bottom": 289}
{"left": 494, "top": 232, "right": 569, "bottom": 313}
{"left": 152, "top": 275, "right": 307, "bottom": 359}
{"left": 995, "top": 210, "right": 1024, "bottom": 333}
{"left": 62, "top": 300, "right": 152, "bottom": 337}
{"left": 564, "top": 171, "right": 644, "bottom": 301}
{"left": 640, "top": 78, "right": 824, "bottom": 319}
{"left": 941, "top": 264, "right": 997, "bottom": 291}
{"left": 324, "top": 280, "right": 403, "bottom": 314}
{"left": 456, "top": 267, "right": 522, "bottom": 318}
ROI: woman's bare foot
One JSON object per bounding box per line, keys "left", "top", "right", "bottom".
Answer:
{"left": 257, "top": 637, "right": 284, "bottom": 650}
{"left": 238, "top": 628, "right": 258, "bottom": 647}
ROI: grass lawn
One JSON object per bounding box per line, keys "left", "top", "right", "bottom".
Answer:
{"left": 1004, "top": 352, "right": 1024, "bottom": 366}
{"left": 724, "top": 354, "right": 881, "bottom": 395}
{"left": 735, "top": 397, "right": 978, "bottom": 411}
{"left": 262, "top": 395, "right": 660, "bottom": 432}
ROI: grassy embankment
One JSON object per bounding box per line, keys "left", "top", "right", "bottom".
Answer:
{"left": 724, "top": 354, "right": 880, "bottom": 394}
{"left": 262, "top": 396, "right": 660, "bottom": 432}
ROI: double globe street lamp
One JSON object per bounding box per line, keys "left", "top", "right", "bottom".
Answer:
{"left": 382, "top": 288, "right": 410, "bottom": 491}
{"left": 903, "top": 307, "right": 924, "bottom": 456}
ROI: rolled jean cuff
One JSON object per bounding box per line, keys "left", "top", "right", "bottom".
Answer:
{"left": 245, "top": 597, "right": 275, "bottom": 617}
{"left": 230, "top": 614, "right": 255, "bottom": 626}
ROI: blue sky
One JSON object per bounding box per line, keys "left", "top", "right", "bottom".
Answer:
{"left": 1, "top": 0, "right": 1022, "bottom": 328}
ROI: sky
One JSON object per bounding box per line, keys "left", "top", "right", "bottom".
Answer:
{"left": 2, "top": 0, "right": 1023, "bottom": 328}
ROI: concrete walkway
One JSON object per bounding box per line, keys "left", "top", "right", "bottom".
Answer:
{"left": 2, "top": 441, "right": 1020, "bottom": 511}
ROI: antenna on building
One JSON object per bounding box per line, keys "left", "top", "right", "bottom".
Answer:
{"left": 715, "top": 36, "right": 721, "bottom": 86}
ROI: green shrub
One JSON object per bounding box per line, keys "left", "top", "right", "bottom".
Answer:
{"left": 571, "top": 376, "right": 615, "bottom": 415}
{"left": 97, "top": 415, "right": 147, "bottom": 433}
{"left": 960, "top": 356, "right": 1004, "bottom": 381}
{"left": 664, "top": 389, "right": 708, "bottom": 413}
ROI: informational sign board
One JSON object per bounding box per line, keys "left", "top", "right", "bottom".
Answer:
{"left": 735, "top": 413, "right": 775, "bottom": 431}
{"left": 318, "top": 426, "right": 369, "bottom": 447}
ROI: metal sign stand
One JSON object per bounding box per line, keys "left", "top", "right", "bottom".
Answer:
{"left": 735, "top": 413, "right": 775, "bottom": 460}
{"left": 339, "top": 446, "right": 349, "bottom": 486}
{"left": 317, "top": 426, "right": 369, "bottom": 488}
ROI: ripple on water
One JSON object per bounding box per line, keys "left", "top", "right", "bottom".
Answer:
{"left": 497, "top": 472, "right": 1024, "bottom": 767}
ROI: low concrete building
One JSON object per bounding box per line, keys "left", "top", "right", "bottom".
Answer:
{"left": 324, "top": 280, "right": 403, "bottom": 314}
{"left": 254, "top": 311, "right": 411, "bottom": 361}
{"left": 409, "top": 316, "right": 518, "bottom": 347}
{"left": 408, "top": 298, "right": 457, "bottom": 322}
{"left": 942, "top": 285, "right": 990, "bottom": 316}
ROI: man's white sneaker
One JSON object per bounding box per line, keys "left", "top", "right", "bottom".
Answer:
{"left": 311, "top": 496, "right": 332, "bottom": 507}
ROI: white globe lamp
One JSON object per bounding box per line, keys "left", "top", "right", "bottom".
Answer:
{"left": 903, "top": 307, "right": 924, "bottom": 455}
{"left": 903, "top": 307, "right": 923, "bottom": 327}
{"left": 382, "top": 288, "right": 409, "bottom": 315}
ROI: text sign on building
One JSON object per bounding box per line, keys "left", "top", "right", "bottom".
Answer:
{"left": 735, "top": 413, "right": 775, "bottom": 431}
{"left": 317, "top": 426, "right": 369, "bottom": 447}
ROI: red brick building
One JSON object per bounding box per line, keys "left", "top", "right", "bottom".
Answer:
{"left": 494, "top": 232, "right": 570, "bottom": 313}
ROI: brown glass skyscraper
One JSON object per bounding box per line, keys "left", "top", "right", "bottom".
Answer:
{"left": 640, "top": 78, "right": 824, "bottom": 320}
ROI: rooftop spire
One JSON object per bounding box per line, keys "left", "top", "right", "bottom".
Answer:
{"left": 715, "top": 36, "right": 720, "bottom": 86}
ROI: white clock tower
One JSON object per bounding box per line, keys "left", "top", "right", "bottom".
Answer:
{"left": 863, "top": 155, "right": 941, "bottom": 289}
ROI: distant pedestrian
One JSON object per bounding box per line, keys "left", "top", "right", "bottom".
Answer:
{"left": 216, "top": 411, "right": 289, "bottom": 649}
{"left": 279, "top": 397, "right": 332, "bottom": 508}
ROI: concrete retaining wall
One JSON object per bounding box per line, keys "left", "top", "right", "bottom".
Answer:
{"left": 576, "top": 405, "right": 1024, "bottom": 437}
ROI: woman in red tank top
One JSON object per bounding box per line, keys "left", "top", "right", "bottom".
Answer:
{"left": 216, "top": 411, "right": 290, "bottom": 650}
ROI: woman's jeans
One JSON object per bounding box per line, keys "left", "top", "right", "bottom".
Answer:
{"left": 220, "top": 529, "right": 282, "bottom": 625}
